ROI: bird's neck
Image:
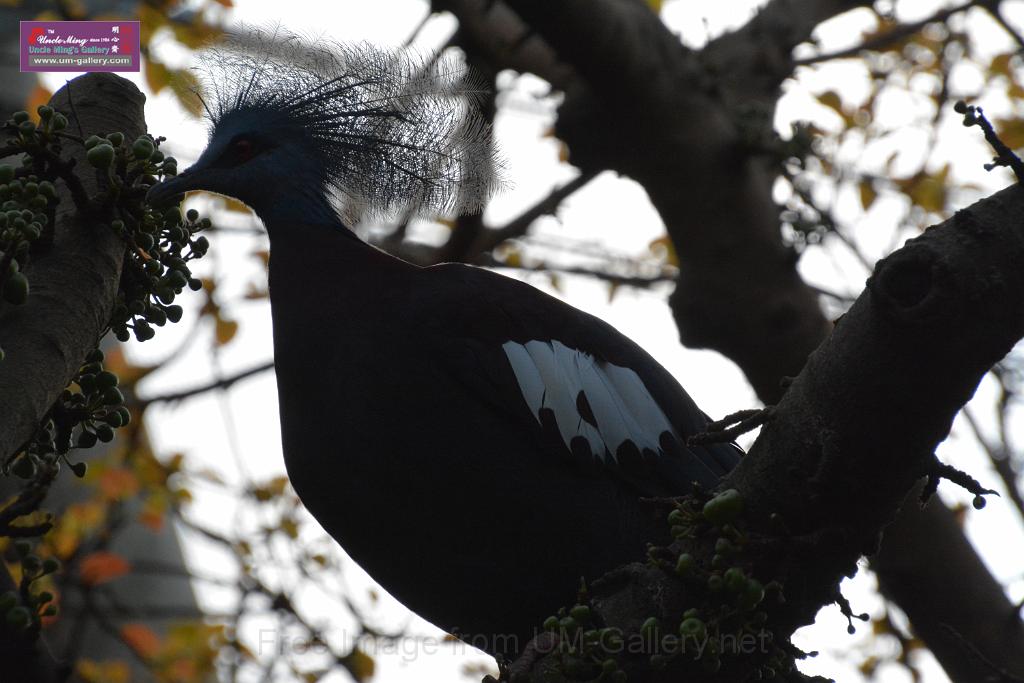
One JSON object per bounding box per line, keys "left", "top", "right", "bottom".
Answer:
{"left": 253, "top": 181, "right": 340, "bottom": 228}
{"left": 264, "top": 219, "right": 416, "bottom": 334}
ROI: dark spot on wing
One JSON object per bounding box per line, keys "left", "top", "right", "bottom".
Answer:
{"left": 575, "top": 390, "right": 599, "bottom": 428}
{"left": 616, "top": 440, "right": 643, "bottom": 472}
{"left": 660, "top": 431, "right": 685, "bottom": 460}
{"left": 538, "top": 407, "right": 569, "bottom": 460}
{"left": 571, "top": 436, "right": 602, "bottom": 474}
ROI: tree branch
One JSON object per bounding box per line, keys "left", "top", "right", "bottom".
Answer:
{"left": 135, "top": 360, "right": 275, "bottom": 406}
{"left": 512, "top": 182, "right": 1024, "bottom": 682}
{"left": 0, "top": 74, "right": 145, "bottom": 460}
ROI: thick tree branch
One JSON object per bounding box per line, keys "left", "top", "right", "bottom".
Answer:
{"left": 0, "top": 74, "right": 145, "bottom": 460}
{"left": 513, "top": 182, "right": 1024, "bottom": 682}
{"left": 471, "top": 2, "right": 1024, "bottom": 680}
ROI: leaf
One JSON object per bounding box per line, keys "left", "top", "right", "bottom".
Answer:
{"left": 648, "top": 235, "right": 678, "bottom": 267}
{"left": 170, "top": 20, "right": 223, "bottom": 49}
{"left": 215, "top": 317, "right": 238, "bottom": 346}
{"left": 76, "top": 660, "right": 130, "bottom": 683}
{"left": 859, "top": 180, "right": 877, "bottom": 210}
{"left": 99, "top": 468, "right": 140, "bottom": 502}
{"left": 280, "top": 518, "right": 299, "bottom": 539}
{"left": 79, "top": 551, "right": 131, "bottom": 586}
{"left": 168, "top": 68, "right": 203, "bottom": 117}
{"left": 558, "top": 142, "right": 571, "bottom": 164}
{"left": 139, "top": 493, "right": 168, "bottom": 532}
{"left": 340, "top": 647, "right": 376, "bottom": 682}
{"left": 990, "top": 53, "right": 1014, "bottom": 78}
{"left": 137, "top": 4, "right": 168, "bottom": 46}
{"left": 222, "top": 196, "right": 252, "bottom": 214}
{"left": 501, "top": 245, "right": 522, "bottom": 268}
{"left": 895, "top": 164, "right": 950, "bottom": 214}
{"left": 145, "top": 59, "right": 173, "bottom": 94}
{"left": 49, "top": 501, "right": 106, "bottom": 558}
{"left": 646, "top": 0, "right": 662, "bottom": 12}
{"left": 817, "top": 90, "right": 843, "bottom": 114}
{"left": 24, "top": 84, "right": 52, "bottom": 122}
{"left": 996, "top": 118, "right": 1024, "bottom": 150}
{"left": 121, "top": 623, "right": 161, "bottom": 658}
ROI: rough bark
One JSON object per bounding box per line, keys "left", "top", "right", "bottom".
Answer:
{"left": 513, "top": 182, "right": 1024, "bottom": 682}
{"left": 0, "top": 73, "right": 144, "bottom": 460}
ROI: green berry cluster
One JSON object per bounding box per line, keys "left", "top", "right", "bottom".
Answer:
{"left": 108, "top": 204, "right": 209, "bottom": 343}
{"left": 79, "top": 130, "right": 210, "bottom": 342}
{"left": 0, "top": 541, "right": 61, "bottom": 637}
{"left": 6, "top": 348, "right": 128, "bottom": 481}
{"left": 67, "top": 348, "right": 130, "bottom": 455}
{"left": 649, "top": 488, "right": 795, "bottom": 678}
{"left": 0, "top": 100, "right": 213, "bottom": 652}
{"left": 0, "top": 110, "right": 67, "bottom": 317}
{"left": 540, "top": 603, "right": 627, "bottom": 683}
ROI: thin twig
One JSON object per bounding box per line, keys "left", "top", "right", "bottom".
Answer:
{"left": 467, "top": 170, "right": 598, "bottom": 258}
{"left": 794, "top": 0, "right": 979, "bottom": 66}
{"left": 135, "top": 360, "right": 275, "bottom": 405}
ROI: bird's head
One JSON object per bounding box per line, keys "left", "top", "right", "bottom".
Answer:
{"left": 147, "top": 28, "right": 503, "bottom": 231}
{"left": 147, "top": 106, "right": 334, "bottom": 226}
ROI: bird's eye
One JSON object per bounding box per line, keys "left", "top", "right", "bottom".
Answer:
{"left": 231, "top": 137, "right": 256, "bottom": 162}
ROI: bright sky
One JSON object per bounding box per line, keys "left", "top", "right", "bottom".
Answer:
{"left": 39, "top": 1, "right": 1024, "bottom": 681}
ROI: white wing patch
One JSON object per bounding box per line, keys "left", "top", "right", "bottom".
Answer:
{"left": 502, "top": 340, "right": 677, "bottom": 464}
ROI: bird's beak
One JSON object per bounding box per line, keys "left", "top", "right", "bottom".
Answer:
{"left": 146, "top": 167, "right": 200, "bottom": 207}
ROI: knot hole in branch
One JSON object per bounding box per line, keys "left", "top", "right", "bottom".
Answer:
{"left": 868, "top": 246, "right": 954, "bottom": 324}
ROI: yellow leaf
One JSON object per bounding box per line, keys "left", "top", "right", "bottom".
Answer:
{"left": 898, "top": 164, "right": 949, "bottom": 213}
{"left": 137, "top": 4, "right": 167, "bottom": 46}
{"left": 558, "top": 142, "right": 570, "bottom": 164}
{"left": 24, "top": 84, "right": 52, "bottom": 122}
{"left": 99, "top": 468, "right": 140, "bottom": 502}
{"left": 859, "top": 180, "right": 877, "bottom": 210}
{"left": 121, "top": 623, "right": 161, "bottom": 658}
{"left": 501, "top": 246, "right": 522, "bottom": 268}
{"left": 990, "top": 53, "right": 1014, "bottom": 78}
{"left": 222, "top": 196, "right": 252, "bottom": 214}
{"left": 215, "top": 317, "right": 238, "bottom": 345}
{"left": 817, "top": 90, "right": 843, "bottom": 113}
{"left": 996, "top": 118, "right": 1024, "bottom": 150}
{"left": 79, "top": 551, "right": 131, "bottom": 586}
{"left": 49, "top": 501, "right": 106, "bottom": 558}
{"left": 341, "top": 647, "right": 376, "bottom": 682}
{"left": 648, "top": 235, "right": 678, "bottom": 267}
{"left": 139, "top": 493, "right": 168, "bottom": 532}
{"left": 281, "top": 518, "right": 299, "bottom": 539}
{"left": 170, "top": 21, "right": 223, "bottom": 49}
{"left": 145, "top": 59, "right": 172, "bottom": 94}
{"left": 76, "top": 660, "right": 130, "bottom": 683}
{"left": 168, "top": 68, "right": 203, "bottom": 117}
{"left": 646, "top": 0, "right": 662, "bottom": 12}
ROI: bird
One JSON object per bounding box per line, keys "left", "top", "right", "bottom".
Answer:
{"left": 147, "top": 29, "right": 742, "bottom": 660}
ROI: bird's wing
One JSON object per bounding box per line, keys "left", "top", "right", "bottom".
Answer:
{"left": 411, "top": 263, "right": 741, "bottom": 494}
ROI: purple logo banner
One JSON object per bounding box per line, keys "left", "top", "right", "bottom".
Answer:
{"left": 20, "top": 21, "right": 140, "bottom": 73}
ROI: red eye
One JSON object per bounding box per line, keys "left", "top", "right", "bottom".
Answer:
{"left": 233, "top": 138, "right": 255, "bottom": 161}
